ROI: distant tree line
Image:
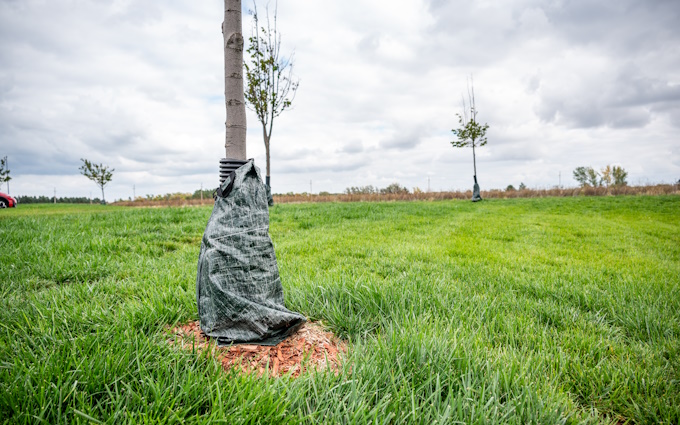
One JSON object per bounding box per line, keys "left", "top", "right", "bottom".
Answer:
{"left": 136, "top": 189, "right": 214, "bottom": 202}
{"left": 506, "top": 183, "right": 527, "bottom": 191}
{"left": 192, "top": 189, "right": 214, "bottom": 199}
{"left": 573, "top": 165, "right": 628, "bottom": 188}
{"left": 17, "top": 195, "right": 101, "bottom": 204}
{"left": 345, "top": 183, "right": 410, "bottom": 195}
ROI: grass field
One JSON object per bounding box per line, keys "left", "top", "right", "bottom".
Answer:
{"left": 1, "top": 196, "right": 678, "bottom": 424}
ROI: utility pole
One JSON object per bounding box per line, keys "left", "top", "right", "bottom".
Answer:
{"left": 53, "top": 187, "right": 56, "bottom": 204}
{"left": 133, "top": 184, "right": 136, "bottom": 200}
{"left": 200, "top": 183, "right": 203, "bottom": 201}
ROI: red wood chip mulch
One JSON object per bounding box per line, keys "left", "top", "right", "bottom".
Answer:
{"left": 167, "top": 320, "right": 346, "bottom": 378}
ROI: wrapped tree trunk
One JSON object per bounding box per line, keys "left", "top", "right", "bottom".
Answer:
{"left": 197, "top": 1, "right": 306, "bottom": 346}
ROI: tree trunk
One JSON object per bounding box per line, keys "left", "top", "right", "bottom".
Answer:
{"left": 101, "top": 186, "right": 105, "bottom": 203}
{"left": 262, "top": 124, "right": 270, "bottom": 178}
{"left": 263, "top": 124, "right": 274, "bottom": 206}
{"left": 472, "top": 142, "right": 477, "bottom": 177}
{"left": 471, "top": 141, "right": 481, "bottom": 201}
{"left": 223, "top": 0, "right": 247, "bottom": 160}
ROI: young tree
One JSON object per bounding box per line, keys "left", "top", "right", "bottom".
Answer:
{"left": 573, "top": 166, "right": 600, "bottom": 187}
{"left": 600, "top": 165, "right": 613, "bottom": 187}
{"left": 0, "top": 156, "right": 10, "bottom": 193}
{"left": 79, "top": 159, "right": 114, "bottom": 203}
{"left": 224, "top": 0, "right": 247, "bottom": 160}
{"left": 586, "top": 168, "right": 600, "bottom": 187}
{"left": 451, "top": 78, "right": 489, "bottom": 202}
{"left": 612, "top": 166, "right": 628, "bottom": 186}
{"left": 573, "top": 167, "right": 588, "bottom": 187}
{"left": 244, "top": 0, "right": 299, "bottom": 197}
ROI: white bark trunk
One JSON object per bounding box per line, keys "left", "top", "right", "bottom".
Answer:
{"left": 472, "top": 142, "right": 477, "bottom": 177}
{"left": 262, "top": 124, "right": 270, "bottom": 178}
{"left": 223, "top": 0, "right": 246, "bottom": 160}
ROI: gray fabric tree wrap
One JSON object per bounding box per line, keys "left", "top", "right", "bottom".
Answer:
{"left": 196, "top": 160, "right": 305, "bottom": 346}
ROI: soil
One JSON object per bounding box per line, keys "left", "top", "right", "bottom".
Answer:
{"left": 167, "top": 320, "right": 346, "bottom": 378}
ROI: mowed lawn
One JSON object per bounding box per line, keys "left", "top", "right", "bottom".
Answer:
{"left": 0, "top": 196, "right": 678, "bottom": 424}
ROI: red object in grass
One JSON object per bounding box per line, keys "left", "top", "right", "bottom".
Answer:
{"left": 0, "top": 192, "right": 17, "bottom": 208}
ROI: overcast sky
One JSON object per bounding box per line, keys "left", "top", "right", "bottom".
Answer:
{"left": 1, "top": 0, "right": 679, "bottom": 200}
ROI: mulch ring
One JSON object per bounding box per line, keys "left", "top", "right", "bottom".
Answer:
{"left": 167, "top": 321, "right": 346, "bottom": 378}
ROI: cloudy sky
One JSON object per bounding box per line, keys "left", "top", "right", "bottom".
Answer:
{"left": 1, "top": 0, "right": 679, "bottom": 200}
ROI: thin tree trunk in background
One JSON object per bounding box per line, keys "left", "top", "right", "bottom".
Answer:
{"left": 262, "top": 125, "right": 271, "bottom": 178}
{"left": 472, "top": 143, "right": 477, "bottom": 177}
{"left": 223, "top": 0, "right": 247, "bottom": 160}
{"left": 471, "top": 142, "right": 481, "bottom": 201}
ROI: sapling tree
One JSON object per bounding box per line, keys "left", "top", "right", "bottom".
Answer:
{"left": 195, "top": 0, "right": 306, "bottom": 348}
{"left": 79, "top": 159, "right": 114, "bottom": 203}
{"left": 244, "top": 0, "right": 299, "bottom": 196}
{"left": 451, "top": 78, "right": 488, "bottom": 202}
{"left": 573, "top": 166, "right": 600, "bottom": 187}
{"left": 601, "top": 165, "right": 613, "bottom": 187}
{"left": 612, "top": 166, "right": 628, "bottom": 186}
{"left": 587, "top": 168, "right": 600, "bottom": 187}
{"left": 0, "top": 156, "right": 10, "bottom": 193}
{"left": 573, "top": 167, "right": 588, "bottom": 187}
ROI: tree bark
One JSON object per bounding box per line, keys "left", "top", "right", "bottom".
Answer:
{"left": 223, "top": 0, "right": 247, "bottom": 160}
{"left": 472, "top": 142, "right": 477, "bottom": 177}
{"left": 262, "top": 124, "right": 270, "bottom": 178}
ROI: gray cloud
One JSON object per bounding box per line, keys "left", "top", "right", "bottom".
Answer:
{"left": 535, "top": 65, "right": 680, "bottom": 129}
{"left": 272, "top": 147, "right": 322, "bottom": 161}
{"left": 379, "top": 130, "right": 423, "bottom": 151}
{"left": 542, "top": 0, "right": 680, "bottom": 55}
{"left": 486, "top": 144, "right": 542, "bottom": 163}
{"left": 277, "top": 157, "right": 371, "bottom": 174}
{"left": 338, "top": 140, "right": 365, "bottom": 154}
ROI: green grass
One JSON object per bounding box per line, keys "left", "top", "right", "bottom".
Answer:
{"left": 1, "top": 196, "right": 678, "bottom": 424}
